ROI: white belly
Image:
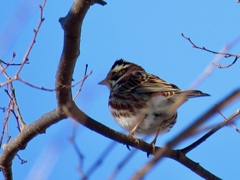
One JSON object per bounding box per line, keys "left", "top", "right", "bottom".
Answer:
{"left": 109, "top": 95, "right": 177, "bottom": 135}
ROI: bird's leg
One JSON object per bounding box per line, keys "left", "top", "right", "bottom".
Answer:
{"left": 126, "top": 124, "right": 139, "bottom": 150}
{"left": 129, "top": 115, "right": 146, "bottom": 137}
{"left": 150, "top": 128, "right": 161, "bottom": 154}
{"left": 126, "top": 115, "right": 146, "bottom": 150}
{"left": 126, "top": 116, "right": 146, "bottom": 150}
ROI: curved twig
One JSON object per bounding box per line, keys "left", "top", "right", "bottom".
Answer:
{"left": 182, "top": 33, "right": 240, "bottom": 68}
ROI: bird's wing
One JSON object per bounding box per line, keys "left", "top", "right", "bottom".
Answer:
{"left": 114, "top": 71, "right": 181, "bottom": 96}
{"left": 135, "top": 72, "right": 181, "bottom": 95}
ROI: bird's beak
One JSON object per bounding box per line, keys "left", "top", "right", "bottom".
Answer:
{"left": 98, "top": 78, "right": 108, "bottom": 85}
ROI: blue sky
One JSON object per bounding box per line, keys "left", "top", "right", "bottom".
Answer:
{"left": 1, "top": 0, "right": 240, "bottom": 179}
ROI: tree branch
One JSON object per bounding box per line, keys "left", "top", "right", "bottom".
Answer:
{"left": 0, "top": 108, "right": 66, "bottom": 180}
{"left": 182, "top": 33, "right": 240, "bottom": 68}
{"left": 181, "top": 110, "right": 240, "bottom": 154}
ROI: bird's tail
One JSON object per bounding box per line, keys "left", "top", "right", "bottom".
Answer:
{"left": 181, "top": 90, "right": 210, "bottom": 98}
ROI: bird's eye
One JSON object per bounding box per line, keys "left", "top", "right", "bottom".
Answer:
{"left": 111, "top": 71, "right": 117, "bottom": 76}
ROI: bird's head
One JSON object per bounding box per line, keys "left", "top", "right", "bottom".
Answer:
{"left": 98, "top": 59, "right": 145, "bottom": 90}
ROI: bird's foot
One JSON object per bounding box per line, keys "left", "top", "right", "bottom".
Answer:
{"left": 150, "top": 141, "right": 156, "bottom": 155}
{"left": 126, "top": 132, "right": 140, "bottom": 150}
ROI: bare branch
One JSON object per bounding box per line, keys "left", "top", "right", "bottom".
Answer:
{"left": 213, "top": 56, "right": 238, "bottom": 68}
{"left": 108, "top": 148, "right": 137, "bottom": 180}
{"left": 16, "top": 154, "right": 27, "bottom": 164}
{"left": 182, "top": 33, "right": 240, "bottom": 68}
{"left": 0, "top": 108, "right": 66, "bottom": 180}
{"left": 0, "top": 63, "right": 26, "bottom": 129}
{"left": 69, "top": 123, "right": 86, "bottom": 179}
{"left": 230, "top": 123, "right": 240, "bottom": 133}
{"left": 181, "top": 110, "right": 240, "bottom": 154}
{"left": 17, "top": 77, "right": 55, "bottom": 92}
{"left": 86, "top": 142, "right": 117, "bottom": 179}
{"left": 0, "top": 107, "right": 7, "bottom": 112}
{"left": 15, "top": 0, "right": 47, "bottom": 77}
{"left": 0, "top": 52, "right": 19, "bottom": 75}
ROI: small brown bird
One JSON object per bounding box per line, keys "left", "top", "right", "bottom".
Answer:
{"left": 99, "top": 59, "right": 210, "bottom": 147}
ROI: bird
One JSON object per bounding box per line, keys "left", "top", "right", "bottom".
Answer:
{"left": 99, "top": 59, "right": 210, "bottom": 149}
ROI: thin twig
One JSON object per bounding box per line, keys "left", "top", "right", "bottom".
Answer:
{"left": 0, "top": 106, "right": 11, "bottom": 147}
{"left": 0, "top": 63, "right": 26, "bottom": 129}
{"left": 4, "top": 89, "right": 22, "bottom": 131}
{"left": 10, "top": 88, "right": 25, "bottom": 128}
{"left": 73, "top": 68, "right": 92, "bottom": 100}
{"left": 17, "top": 77, "right": 55, "bottom": 92}
{"left": 0, "top": 107, "right": 7, "bottom": 112}
{"left": 181, "top": 110, "right": 240, "bottom": 154}
{"left": 0, "top": 52, "right": 18, "bottom": 75}
{"left": 85, "top": 141, "right": 117, "bottom": 179}
{"left": 15, "top": 0, "right": 47, "bottom": 77}
{"left": 213, "top": 56, "right": 239, "bottom": 68}
{"left": 182, "top": 33, "right": 240, "bottom": 69}
{"left": 216, "top": 109, "right": 240, "bottom": 133}
{"left": 71, "top": 65, "right": 101, "bottom": 178}
{"left": 69, "top": 124, "right": 85, "bottom": 170}
{"left": 11, "top": 109, "right": 21, "bottom": 132}
{"left": 217, "top": 109, "right": 227, "bottom": 119}
{"left": 0, "top": 89, "right": 13, "bottom": 147}
{"left": 0, "top": 0, "right": 46, "bottom": 89}
{"left": 16, "top": 154, "right": 27, "bottom": 164}
{"left": 185, "top": 35, "right": 240, "bottom": 89}
{"left": 108, "top": 148, "right": 137, "bottom": 180}
{"left": 230, "top": 123, "right": 240, "bottom": 133}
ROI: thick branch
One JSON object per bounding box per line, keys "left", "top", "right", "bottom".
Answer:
{"left": 56, "top": 0, "right": 90, "bottom": 105}
{"left": 0, "top": 108, "right": 66, "bottom": 180}
{"left": 167, "top": 150, "right": 221, "bottom": 180}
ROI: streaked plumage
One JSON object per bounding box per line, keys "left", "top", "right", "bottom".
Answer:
{"left": 99, "top": 59, "right": 210, "bottom": 145}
